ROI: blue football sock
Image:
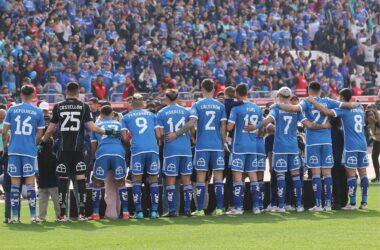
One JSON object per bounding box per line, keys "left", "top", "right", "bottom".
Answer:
{"left": 270, "top": 172, "right": 278, "bottom": 206}
{"left": 360, "top": 175, "right": 369, "bottom": 205}
{"left": 258, "top": 180, "right": 264, "bottom": 209}
{"left": 150, "top": 182, "right": 159, "bottom": 212}
{"left": 312, "top": 175, "right": 322, "bottom": 207}
{"left": 233, "top": 181, "right": 244, "bottom": 209}
{"left": 132, "top": 181, "right": 142, "bottom": 212}
{"left": 324, "top": 174, "right": 332, "bottom": 207}
{"left": 165, "top": 185, "right": 176, "bottom": 213}
{"left": 183, "top": 185, "right": 192, "bottom": 213}
{"left": 10, "top": 184, "right": 20, "bottom": 219}
{"left": 195, "top": 182, "right": 206, "bottom": 211}
{"left": 251, "top": 182, "right": 260, "bottom": 209}
{"left": 26, "top": 184, "right": 37, "bottom": 218}
{"left": 118, "top": 187, "right": 129, "bottom": 214}
{"left": 276, "top": 174, "right": 286, "bottom": 209}
{"left": 214, "top": 180, "right": 224, "bottom": 210}
{"left": 92, "top": 187, "right": 101, "bottom": 215}
{"left": 292, "top": 174, "right": 302, "bottom": 208}
{"left": 347, "top": 176, "right": 357, "bottom": 206}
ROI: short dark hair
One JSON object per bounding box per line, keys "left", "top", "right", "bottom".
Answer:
{"left": 89, "top": 97, "right": 99, "bottom": 104}
{"left": 100, "top": 105, "right": 113, "bottom": 116}
{"left": 201, "top": 79, "right": 215, "bottom": 93}
{"left": 235, "top": 84, "right": 248, "bottom": 97}
{"left": 21, "top": 85, "right": 34, "bottom": 96}
{"left": 67, "top": 82, "right": 79, "bottom": 92}
{"left": 339, "top": 88, "right": 352, "bottom": 102}
{"left": 224, "top": 86, "right": 235, "bottom": 99}
{"left": 165, "top": 88, "right": 178, "bottom": 101}
{"left": 308, "top": 81, "right": 321, "bottom": 92}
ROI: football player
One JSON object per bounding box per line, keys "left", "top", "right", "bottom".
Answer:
{"left": 307, "top": 89, "right": 369, "bottom": 210}
{"left": 167, "top": 79, "right": 227, "bottom": 216}
{"left": 225, "top": 84, "right": 263, "bottom": 215}
{"left": 90, "top": 105, "right": 129, "bottom": 220}
{"left": 121, "top": 94, "right": 161, "bottom": 219}
{"left": 2, "top": 85, "right": 45, "bottom": 223}
{"left": 260, "top": 87, "right": 331, "bottom": 212}
{"left": 157, "top": 89, "right": 193, "bottom": 216}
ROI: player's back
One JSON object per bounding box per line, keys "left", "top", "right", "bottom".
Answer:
{"left": 334, "top": 107, "right": 367, "bottom": 152}
{"left": 191, "top": 98, "right": 226, "bottom": 151}
{"left": 300, "top": 97, "right": 341, "bottom": 145}
{"left": 5, "top": 103, "right": 44, "bottom": 158}
{"left": 121, "top": 109, "right": 158, "bottom": 155}
{"left": 51, "top": 98, "right": 92, "bottom": 152}
{"left": 92, "top": 118, "right": 125, "bottom": 158}
{"left": 229, "top": 102, "right": 262, "bottom": 154}
{"left": 269, "top": 106, "right": 304, "bottom": 154}
{"left": 157, "top": 105, "right": 192, "bottom": 157}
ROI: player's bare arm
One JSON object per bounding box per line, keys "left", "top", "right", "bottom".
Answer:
{"left": 307, "top": 97, "right": 336, "bottom": 117}
{"left": 121, "top": 130, "right": 129, "bottom": 145}
{"left": 259, "top": 116, "right": 275, "bottom": 130}
{"left": 36, "top": 128, "right": 44, "bottom": 144}
{"left": 302, "top": 120, "right": 331, "bottom": 130}
{"left": 220, "top": 120, "right": 227, "bottom": 144}
{"left": 2, "top": 123, "right": 9, "bottom": 154}
{"left": 155, "top": 127, "right": 162, "bottom": 141}
{"left": 166, "top": 117, "right": 196, "bottom": 142}
{"left": 278, "top": 103, "right": 301, "bottom": 112}
{"left": 227, "top": 121, "right": 235, "bottom": 132}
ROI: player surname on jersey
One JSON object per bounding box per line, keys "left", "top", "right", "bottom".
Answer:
{"left": 59, "top": 104, "right": 84, "bottom": 110}
{"left": 200, "top": 104, "right": 222, "bottom": 110}
{"left": 13, "top": 108, "right": 38, "bottom": 115}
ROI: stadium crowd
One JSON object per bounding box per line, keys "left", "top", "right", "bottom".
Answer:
{"left": 0, "top": 0, "right": 379, "bottom": 104}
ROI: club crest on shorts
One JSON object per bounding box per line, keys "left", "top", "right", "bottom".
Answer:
{"left": 56, "top": 164, "right": 66, "bottom": 173}
{"left": 96, "top": 167, "right": 104, "bottom": 176}
{"left": 115, "top": 166, "right": 124, "bottom": 175}
{"left": 76, "top": 162, "right": 86, "bottom": 171}
{"left": 293, "top": 156, "right": 300, "bottom": 166}
{"left": 326, "top": 155, "right": 333, "bottom": 164}
{"left": 309, "top": 156, "right": 318, "bottom": 164}
{"left": 186, "top": 161, "right": 192, "bottom": 170}
{"left": 8, "top": 164, "right": 17, "bottom": 173}
{"left": 197, "top": 157, "right": 206, "bottom": 167}
{"left": 134, "top": 162, "right": 142, "bottom": 171}
{"left": 23, "top": 164, "right": 33, "bottom": 173}
{"left": 276, "top": 159, "right": 287, "bottom": 168}
{"left": 151, "top": 161, "right": 158, "bottom": 170}
{"left": 217, "top": 157, "right": 225, "bottom": 166}
{"left": 347, "top": 156, "right": 357, "bottom": 165}
{"left": 232, "top": 158, "right": 243, "bottom": 168}
{"left": 166, "top": 163, "right": 176, "bottom": 172}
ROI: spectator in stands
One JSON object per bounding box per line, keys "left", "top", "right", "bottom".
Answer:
{"left": 92, "top": 74, "right": 107, "bottom": 100}
{"left": 1, "top": 64, "right": 16, "bottom": 95}
{"left": 58, "top": 66, "right": 77, "bottom": 92}
{"left": 42, "top": 75, "right": 62, "bottom": 103}
{"left": 122, "top": 75, "right": 136, "bottom": 100}
{"left": 88, "top": 97, "right": 101, "bottom": 122}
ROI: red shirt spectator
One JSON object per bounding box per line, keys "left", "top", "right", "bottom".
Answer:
{"left": 123, "top": 76, "right": 136, "bottom": 100}
{"left": 92, "top": 75, "right": 107, "bottom": 100}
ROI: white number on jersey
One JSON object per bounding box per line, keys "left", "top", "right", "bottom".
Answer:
{"left": 101, "top": 124, "right": 119, "bottom": 139}
{"left": 354, "top": 115, "right": 363, "bottom": 133}
{"left": 167, "top": 117, "right": 186, "bottom": 133}
{"left": 311, "top": 110, "right": 328, "bottom": 124}
{"left": 243, "top": 114, "right": 258, "bottom": 133}
{"left": 205, "top": 111, "right": 216, "bottom": 130}
{"left": 283, "top": 115, "right": 293, "bottom": 135}
{"left": 60, "top": 112, "right": 81, "bottom": 131}
{"left": 136, "top": 117, "right": 148, "bottom": 134}
{"left": 14, "top": 115, "right": 32, "bottom": 135}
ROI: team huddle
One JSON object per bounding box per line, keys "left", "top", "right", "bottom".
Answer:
{"left": 2, "top": 79, "right": 369, "bottom": 223}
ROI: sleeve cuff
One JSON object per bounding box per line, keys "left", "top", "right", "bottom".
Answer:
{"left": 221, "top": 118, "right": 227, "bottom": 121}
{"left": 331, "top": 109, "right": 338, "bottom": 117}
{"left": 3, "top": 122, "right": 10, "bottom": 125}
{"left": 228, "top": 120, "right": 235, "bottom": 124}
{"left": 91, "top": 140, "right": 97, "bottom": 143}
{"left": 297, "top": 104, "right": 303, "bottom": 112}
{"left": 121, "top": 128, "right": 128, "bottom": 131}
{"left": 190, "top": 115, "right": 198, "bottom": 119}
{"left": 268, "top": 114, "right": 275, "bottom": 121}
{"left": 300, "top": 118, "right": 307, "bottom": 122}
{"left": 37, "top": 126, "right": 45, "bottom": 129}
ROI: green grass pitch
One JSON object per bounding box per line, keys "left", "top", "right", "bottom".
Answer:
{"left": 0, "top": 185, "right": 379, "bottom": 249}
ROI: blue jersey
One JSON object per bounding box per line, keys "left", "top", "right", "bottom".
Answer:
{"left": 157, "top": 105, "right": 192, "bottom": 158}
{"left": 190, "top": 98, "right": 227, "bottom": 151}
{"left": 299, "top": 97, "right": 342, "bottom": 145}
{"left": 333, "top": 107, "right": 367, "bottom": 152}
{"left": 228, "top": 102, "right": 263, "bottom": 154}
{"left": 269, "top": 105, "right": 306, "bottom": 154}
{"left": 4, "top": 103, "right": 45, "bottom": 158}
{"left": 91, "top": 118, "right": 125, "bottom": 159}
{"left": 121, "top": 110, "right": 159, "bottom": 155}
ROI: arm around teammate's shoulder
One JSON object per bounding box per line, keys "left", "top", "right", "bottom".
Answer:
{"left": 307, "top": 96, "right": 336, "bottom": 117}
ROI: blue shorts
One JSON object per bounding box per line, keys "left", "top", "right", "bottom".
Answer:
{"left": 131, "top": 153, "right": 160, "bottom": 175}
{"left": 342, "top": 151, "right": 369, "bottom": 169}
{"left": 272, "top": 153, "right": 301, "bottom": 172}
{"left": 94, "top": 155, "right": 126, "bottom": 181}
{"left": 256, "top": 154, "right": 266, "bottom": 172}
{"left": 229, "top": 153, "right": 257, "bottom": 172}
{"left": 305, "top": 144, "right": 334, "bottom": 168}
{"left": 194, "top": 151, "right": 225, "bottom": 171}
{"left": 7, "top": 155, "right": 38, "bottom": 177}
{"left": 163, "top": 156, "right": 193, "bottom": 176}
